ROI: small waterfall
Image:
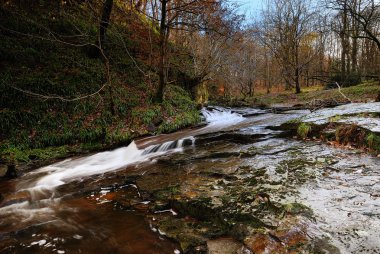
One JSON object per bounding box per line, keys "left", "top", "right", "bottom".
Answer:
{"left": 1, "top": 137, "right": 195, "bottom": 209}
{"left": 31, "top": 137, "right": 194, "bottom": 191}
{"left": 142, "top": 137, "right": 195, "bottom": 155}
{"left": 201, "top": 106, "right": 243, "bottom": 124}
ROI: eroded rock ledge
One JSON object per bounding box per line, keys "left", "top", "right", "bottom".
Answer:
{"left": 280, "top": 102, "right": 380, "bottom": 155}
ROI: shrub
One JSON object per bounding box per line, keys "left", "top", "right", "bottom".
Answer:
{"left": 297, "top": 123, "right": 312, "bottom": 139}
{"left": 366, "top": 133, "right": 380, "bottom": 152}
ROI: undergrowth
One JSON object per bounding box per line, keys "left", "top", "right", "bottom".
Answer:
{"left": 297, "top": 123, "right": 312, "bottom": 139}
{"left": 0, "top": 4, "right": 200, "bottom": 165}
{"left": 366, "top": 133, "right": 380, "bottom": 152}
{"left": 241, "top": 81, "right": 380, "bottom": 107}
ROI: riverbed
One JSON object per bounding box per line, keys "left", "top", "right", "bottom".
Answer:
{"left": 0, "top": 106, "right": 379, "bottom": 253}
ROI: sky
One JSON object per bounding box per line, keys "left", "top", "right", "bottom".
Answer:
{"left": 232, "top": 0, "right": 264, "bottom": 19}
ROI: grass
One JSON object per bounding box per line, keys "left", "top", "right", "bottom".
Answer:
{"left": 297, "top": 123, "right": 312, "bottom": 139}
{"left": 1, "top": 146, "right": 70, "bottom": 163}
{"left": 298, "top": 81, "right": 380, "bottom": 102}
{"left": 328, "top": 115, "right": 343, "bottom": 122}
{"left": 366, "top": 133, "right": 380, "bottom": 152}
{"left": 245, "top": 81, "right": 380, "bottom": 107}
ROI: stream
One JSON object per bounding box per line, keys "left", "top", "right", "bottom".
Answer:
{"left": 0, "top": 106, "right": 380, "bottom": 253}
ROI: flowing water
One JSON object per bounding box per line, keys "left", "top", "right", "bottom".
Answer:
{"left": 0, "top": 106, "right": 379, "bottom": 253}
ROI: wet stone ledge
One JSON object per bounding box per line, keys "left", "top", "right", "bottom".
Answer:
{"left": 280, "top": 102, "right": 380, "bottom": 155}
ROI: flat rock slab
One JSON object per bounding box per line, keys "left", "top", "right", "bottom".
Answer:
{"left": 207, "top": 238, "right": 248, "bottom": 254}
{"left": 231, "top": 107, "right": 268, "bottom": 115}
{"left": 336, "top": 117, "right": 380, "bottom": 133}
{"left": 302, "top": 102, "right": 380, "bottom": 125}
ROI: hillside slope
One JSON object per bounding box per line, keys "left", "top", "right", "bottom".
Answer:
{"left": 0, "top": 2, "right": 200, "bottom": 167}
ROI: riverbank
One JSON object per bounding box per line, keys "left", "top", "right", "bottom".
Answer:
{"left": 0, "top": 4, "right": 201, "bottom": 175}
{"left": 0, "top": 83, "right": 201, "bottom": 177}
{"left": 213, "top": 81, "right": 380, "bottom": 108}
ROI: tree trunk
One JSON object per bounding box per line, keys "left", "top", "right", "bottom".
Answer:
{"left": 351, "top": 0, "right": 358, "bottom": 74}
{"left": 295, "top": 67, "right": 301, "bottom": 94}
{"left": 351, "top": 36, "right": 358, "bottom": 73}
{"left": 154, "top": 0, "right": 168, "bottom": 103}
{"left": 341, "top": 1, "right": 349, "bottom": 80}
{"left": 248, "top": 79, "right": 254, "bottom": 97}
{"left": 98, "top": 0, "right": 114, "bottom": 51}
{"left": 295, "top": 41, "right": 301, "bottom": 94}
{"left": 87, "top": 0, "right": 113, "bottom": 58}
{"left": 265, "top": 48, "right": 271, "bottom": 94}
{"left": 97, "top": 0, "right": 115, "bottom": 115}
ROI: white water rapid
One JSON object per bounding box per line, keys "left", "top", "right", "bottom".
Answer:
{"left": 201, "top": 106, "right": 244, "bottom": 125}
{"left": 1, "top": 107, "right": 242, "bottom": 208}
{"left": 19, "top": 137, "right": 194, "bottom": 197}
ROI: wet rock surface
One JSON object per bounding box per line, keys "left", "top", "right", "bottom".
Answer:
{"left": 336, "top": 116, "right": 380, "bottom": 133}
{"left": 301, "top": 102, "right": 380, "bottom": 125}
{"left": 101, "top": 134, "right": 379, "bottom": 253}
{"left": 283, "top": 102, "right": 380, "bottom": 155}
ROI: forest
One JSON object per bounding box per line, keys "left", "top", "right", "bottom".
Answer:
{"left": 1, "top": 0, "right": 380, "bottom": 159}
{"left": 1, "top": 0, "right": 380, "bottom": 253}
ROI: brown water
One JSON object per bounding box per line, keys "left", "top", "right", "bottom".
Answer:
{"left": 1, "top": 106, "right": 380, "bottom": 253}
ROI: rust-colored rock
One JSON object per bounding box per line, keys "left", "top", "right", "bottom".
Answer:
{"left": 0, "top": 191, "right": 32, "bottom": 207}
{"left": 245, "top": 216, "right": 309, "bottom": 254}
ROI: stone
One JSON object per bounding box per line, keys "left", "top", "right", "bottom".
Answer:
{"left": 207, "top": 238, "right": 248, "bottom": 254}
{"left": 0, "top": 191, "right": 31, "bottom": 207}
{"left": 244, "top": 216, "right": 309, "bottom": 254}
{"left": 147, "top": 123, "right": 157, "bottom": 133}
{"left": 0, "top": 165, "right": 7, "bottom": 177}
{"left": 5, "top": 165, "right": 18, "bottom": 178}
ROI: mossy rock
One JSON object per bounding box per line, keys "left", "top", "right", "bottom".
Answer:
{"left": 283, "top": 202, "right": 314, "bottom": 219}
{"left": 171, "top": 198, "right": 223, "bottom": 222}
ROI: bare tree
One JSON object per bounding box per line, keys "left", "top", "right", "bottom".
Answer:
{"left": 332, "top": 0, "right": 380, "bottom": 51}
{"left": 257, "top": 0, "right": 326, "bottom": 93}
{"left": 150, "top": 0, "right": 242, "bottom": 102}
{"left": 229, "top": 38, "right": 258, "bottom": 98}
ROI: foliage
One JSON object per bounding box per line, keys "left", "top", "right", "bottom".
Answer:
{"left": 0, "top": 4, "right": 201, "bottom": 165}
{"left": 328, "top": 115, "right": 342, "bottom": 122}
{"left": 297, "top": 123, "right": 312, "bottom": 139}
{"left": 335, "top": 124, "right": 367, "bottom": 146}
{"left": 1, "top": 144, "right": 70, "bottom": 164}
{"left": 366, "top": 133, "right": 380, "bottom": 152}
{"left": 131, "top": 105, "right": 162, "bottom": 125}
{"left": 330, "top": 73, "right": 362, "bottom": 87}
{"left": 157, "top": 85, "right": 201, "bottom": 133}
{"left": 285, "top": 118, "right": 302, "bottom": 125}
